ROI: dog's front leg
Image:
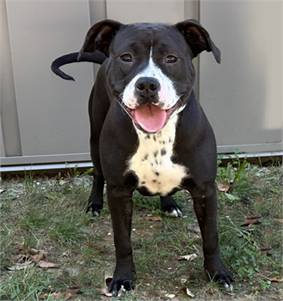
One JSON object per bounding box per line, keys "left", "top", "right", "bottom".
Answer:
{"left": 107, "top": 185, "right": 136, "bottom": 296}
{"left": 190, "top": 182, "right": 233, "bottom": 286}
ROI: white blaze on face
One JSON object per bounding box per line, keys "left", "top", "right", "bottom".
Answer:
{"left": 122, "top": 49, "right": 179, "bottom": 110}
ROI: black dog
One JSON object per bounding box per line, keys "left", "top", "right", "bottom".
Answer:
{"left": 51, "top": 19, "right": 233, "bottom": 296}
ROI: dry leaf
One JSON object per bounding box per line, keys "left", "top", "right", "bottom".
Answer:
{"left": 177, "top": 253, "right": 197, "bottom": 262}
{"left": 62, "top": 251, "right": 70, "bottom": 257}
{"left": 64, "top": 292, "right": 73, "bottom": 300}
{"left": 38, "top": 260, "right": 59, "bottom": 269}
{"left": 31, "top": 251, "right": 46, "bottom": 263}
{"left": 29, "top": 248, "right": 40, "bottom": 255}
{"left": 185, "top": 288, "right": 195, "bottom": 298}
{"left": 269, "top": 277, "right": 283, "bottom": 283}
{"left": 51, "top": 287, "right": 81, "bottom": 300}
{"left": 241, "top": 215, "right": 262, "bottom": 227}
{"left": 165, "top": 293, "right": 176, "bottom": 299}
{"left": 144, "top": 215, "right": 162, "bottom": 222}
{"left": 8, "top": 260, "right": 34, "bottom": 271}
{"left": 64, "top": 287, "right": 81, "bottom": 300}
{"left": 258, "top": 273, "right": 283, "bottom": 283}
{"left": 274, "top": 218, "right": 283, "bottom": 224}
{"left": 101, "top": 288, "right": 113, "bottom": 297}
{"left": 51, "top": 292, "right": 63, "bottom": 300}
{"left": 217, "top": 182, "right": 230, "bottom": 192}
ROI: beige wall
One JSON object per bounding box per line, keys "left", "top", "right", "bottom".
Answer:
{"left": 1, "top": 0, "right": 282, "bottom": 167}
{"left": 199, "top": 0, "right": 282, "bottom": 152}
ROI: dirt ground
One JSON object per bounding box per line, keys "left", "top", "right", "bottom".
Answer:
{"left": 0, "top": 161, "right": 282, "bottom": 300}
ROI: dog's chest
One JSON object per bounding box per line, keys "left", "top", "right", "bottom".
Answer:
{"left": 128, "top": 116, "right": 187, "bottom": 196}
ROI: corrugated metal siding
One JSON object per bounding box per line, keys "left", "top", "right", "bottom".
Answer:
{"left": 0, "top": 0, "right": 282, "bottom": 168}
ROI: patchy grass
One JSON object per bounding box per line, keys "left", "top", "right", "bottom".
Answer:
{"left": 0, "top": 161, "right": 282, "bottom": 300}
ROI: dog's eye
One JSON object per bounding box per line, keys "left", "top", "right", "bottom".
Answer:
{"left": 165, "top": 55, "right": 178, "bottom": 64}
{"left": 120, "top": 53, "right": 133, "bottom": 63}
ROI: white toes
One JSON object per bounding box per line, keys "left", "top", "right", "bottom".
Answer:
{"left": 166, "top": 208, "right": 183, "bottom": 218}
{"left": 224, "top": 283, "right": 233, "bottom": 291}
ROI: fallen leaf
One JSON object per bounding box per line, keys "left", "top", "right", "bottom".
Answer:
{"left": 225, "top": 193, "right": 240, "bottom": 201}
{"left": 185, "top": 287, "right": 195, "bottom": 298}
{"left": 144, "top": 215, "right": 162, "bottom": 222}
{"left": 101, "top": 287, "right": 113, "bottom": 297}
{"left": 31, "top": 250, "right": 46, "bottom": 263}
{"left": 241, "top": 215, "right": 262, "bottom": 227}
{"left": 258, "top": 273, "right": 283, "bottom": 283}
{"left": 62, "top": 251, "right": 70, "bottom": 257}
{"left": 165, "top": 293, "right": 176, "bottom": 299}
{"left": 38, "top": 260, "right": 59, "bottom": 269}
{"left": 269, "top": 277, "right": 283, "bottom": 283}
{"left": 177, "top": 253, "right": 197, "bottom": 262}
{"left": 187, "top": 225, "right": 201, "bottom": 234}
{"left": 8, "top": 260, "right": 34, "bottom": 271}
{"left": 59, "top": 180, "right": 67, "bottom": 185}
{"left": 50, "top": 287, "right": 81, "bottom": 300}
{"left": 274, "top": 218, "right": 283, "bottom": 224}
{"left": 217, "top": 182, "right": 230, "bottom": 192}
{"left": 51, "top": 292, "right": 63, "bottom": 300}
{"left": 29, "top": 248, "right": 40, "bottom": 255}
{"left": 64, "top": 287, "right": 81, "bottom": 300}
{"left": 260, "top": 246, "right": 272, "bottom": 252}
{"left": 247, "top": 215, "right": 262, "bottom": 219}
{"left": 180, "top": 278, "right": 187, "bottom": 284}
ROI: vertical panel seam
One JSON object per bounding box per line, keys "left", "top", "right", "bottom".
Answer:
{"left": 1, "top": 0, "right": 22, "bottom": 157}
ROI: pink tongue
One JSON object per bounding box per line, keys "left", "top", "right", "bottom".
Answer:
{"left": 134, "top": 104, "right": 167, "bottom": 133}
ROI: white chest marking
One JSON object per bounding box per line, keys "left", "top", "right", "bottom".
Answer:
{"left": 127, "top": 115, "right": 187, "bottom": 196}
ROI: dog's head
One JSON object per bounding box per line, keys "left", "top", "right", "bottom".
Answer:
{"left": 80, "top": 19, "right": 220, "bottom": 133}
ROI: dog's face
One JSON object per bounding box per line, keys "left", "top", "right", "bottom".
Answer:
{"left": 80, "top": 20, "right": 220, "bottom": 133}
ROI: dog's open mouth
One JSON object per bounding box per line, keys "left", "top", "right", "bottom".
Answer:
{"left": 132, "top": 104, "right": 167, "bottom": 132}
{"left": 124, "top": 102, "right": 183, "bottom": 133}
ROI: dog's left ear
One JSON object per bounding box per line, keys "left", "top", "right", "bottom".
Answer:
{"left": 79, "top": 19, "right": 123, "bottom": 57}
{"left": 175, "top": 19, "right": 221, "bottom": 63}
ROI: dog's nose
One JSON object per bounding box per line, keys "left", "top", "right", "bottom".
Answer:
{"left": 135, "top": 77, "right": 160, "bottom": 103}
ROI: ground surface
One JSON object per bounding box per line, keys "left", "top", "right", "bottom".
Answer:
{"left": 0, "top": 160, "right": 282, "bottom": 301}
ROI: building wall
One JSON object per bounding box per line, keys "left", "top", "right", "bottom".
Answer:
{"left": 0, "top": 0, "right": 282, "bottom": 167}
{"left": 199, "top": 0, "right": 283, "bottom": 153}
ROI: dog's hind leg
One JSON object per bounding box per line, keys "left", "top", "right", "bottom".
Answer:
{"left": 86, "top": 129, "right": 105, "bottom": 216}
{"left": 86, "top": 171, "right": 104, "bottom": 216}
{"left": 86, "top": 83, "right": 108, "bottom": 217}
{"left": 160, "top": 196, "right": 183, "bottom": 217}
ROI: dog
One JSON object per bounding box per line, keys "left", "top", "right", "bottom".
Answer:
{"left": 51, "top": 19, "right": 233, "bottom": 296}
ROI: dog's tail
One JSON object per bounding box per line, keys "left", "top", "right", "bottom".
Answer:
{"left": 51, "top": 51, "right": 107, "bottom": 81}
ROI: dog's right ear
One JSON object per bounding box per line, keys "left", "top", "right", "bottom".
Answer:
{"left": 79, "top": 19, "right": 123, "bottom": 58}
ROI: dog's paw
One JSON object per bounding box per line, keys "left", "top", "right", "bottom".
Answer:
{"left": 86, "top": 202, "right": 102, "bottom": 217}
{"left": 206, "top": 268, "right": 233, "bottom": 289}
{"left": 106, "top": 275, "right": 135, "bottom": 297}
{"left": 162, "top": 205, "right": 183, "bottom": 218}
{"left": 160, "top": 197, "right": 183, "bottom": 218}
{"left": 205, "top": 258, "right": 233, "bottom": 289}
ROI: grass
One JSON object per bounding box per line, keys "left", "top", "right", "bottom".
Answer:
{"left": 0, "top": 160, "right": 282, "bottom": 300}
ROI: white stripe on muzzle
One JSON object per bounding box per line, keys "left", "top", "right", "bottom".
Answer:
{"left": 122, "top": 50, "right": 179, "bottom": 110}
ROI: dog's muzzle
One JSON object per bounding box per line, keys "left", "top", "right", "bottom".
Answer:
{"left": 134, "top": 77, "right": 160, "bottom": 105}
